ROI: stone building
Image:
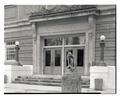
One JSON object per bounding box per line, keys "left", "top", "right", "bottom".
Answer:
{"left": 4, "top": 5, "right": 116, "bottom": 92}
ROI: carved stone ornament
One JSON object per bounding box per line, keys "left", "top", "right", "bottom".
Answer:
{"left": 29, "top": 5, "right": 97, "bottom": 19}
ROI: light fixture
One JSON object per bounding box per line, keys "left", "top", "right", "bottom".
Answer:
{"left": 15, "top": 41, "right": 19, "bottom": 46}
{"left": 100, "top": 35, "right": 106, "bottom": 41}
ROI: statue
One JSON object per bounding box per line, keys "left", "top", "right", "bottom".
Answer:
{"left": 62, "top": 50, "right": 81, "bottom": 93}
{"left": 66, "top": 51, "right": 75, "bottom": 72}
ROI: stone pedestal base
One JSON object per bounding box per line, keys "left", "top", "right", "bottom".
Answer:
{"left": 12, "top": 61, "right": 22, "bottom": 66}
{"left": 90, "top": 66, "right": 115, "bottom": 91}
{"left": 4, "top": 65, "right": 33, "bottom": 83}
{"left": 62, "top": 74, "right": 81, "bottom": 93}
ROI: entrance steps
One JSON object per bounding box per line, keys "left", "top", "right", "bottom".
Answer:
{"left": 13, "top": 75, "right": 90, "bottom": 88}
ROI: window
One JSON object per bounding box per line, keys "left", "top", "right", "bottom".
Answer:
{"left": 55, "top": 50, "right": 61, "bottom": 66}
{"left": 6, "top": 41, "right": 16, "bottom": 61}
{"left": 44, "top": 37, "right": 62, "bottom": 46}
{"left": 65, "top": 36, "right": 85, "bottom": 45}
{"left": 77, "top": 49, "right": 84, "bottom": 67}
{"left": 45, "top": 50, "right": 51, "bottom": 66}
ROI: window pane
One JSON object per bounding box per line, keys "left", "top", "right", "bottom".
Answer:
{"left": 55, "top": 50, "right": 61, "bottom": 66}
{"left": 65, "top": 36, "right": 85, "bottom": 45}
{"left": 45, "top": 50, "right": 51, "bottom": 66}
{"left": 77, "top": 49, "right": 84, "bottom": 67}
{"left": 6, "top": 42, "right": 15, "bottom": 60}
{"left": 44, "top": 37, "right": 62, "bottom": 46}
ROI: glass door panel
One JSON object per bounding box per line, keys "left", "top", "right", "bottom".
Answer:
{"left": 77, "top": 49, "right": 84, "bottom": 67}
{"left": 53, "top": 48, "right": 62, "bottom": 75}
{"left": 64, "top": 47, "right": 84, "bottom": 75}
{"left": 55, "top": 49, "right": 61, "bottom": 66}
{"left": 75, "top": 48, "right": 84, "bottom": 75}
{"left": 45, "top": 50, "right": 51, "bottom": 66}
{"left": 44, "top": 48, "right": 62, "bottom": 75}
{"left": 64, "top": 48, "right": 75, "bottom": 74}
{"left": 44, "top": 49, "right": 52, "bottom": 75}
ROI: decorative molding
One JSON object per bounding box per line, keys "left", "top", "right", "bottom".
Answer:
{"left": 5, "top": 19, "right": 31, "bottom": 29}
{"left": 29, "top": 5, "right": 98, "bottom": 20}
{"left": 99, "top": 8, "right": 116, "bottom": 16}
{"left": 32, "top": 23, "right": 37, "bottom": 41}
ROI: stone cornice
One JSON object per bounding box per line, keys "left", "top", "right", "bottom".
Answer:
{"left": 5, "top": 18, "right": 31, "bottom": 29}
{"left": 4, "top": 6, "right": 116, "bottom": 29}
{"left": 29, "top": 5, "right": 98, "bottom": 22}
{"left": 99, "top": 8, "right": 116, "bottom": 16}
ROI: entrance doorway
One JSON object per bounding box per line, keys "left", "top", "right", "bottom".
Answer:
{"left": 43, "top": 48, "right": 62, "bottom": 75}
{"left": 64, "top": 47, "right": 84, "bottom": 75}
{"left": 42, "top": 34, "right": 86, "bottom": 76}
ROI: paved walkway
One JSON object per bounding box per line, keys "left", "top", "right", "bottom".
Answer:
{"left": 4, "top": 83, "right": 61, "bottom": 93}
{"left": 4, "top": 83, "right": 115, "bottom": 94}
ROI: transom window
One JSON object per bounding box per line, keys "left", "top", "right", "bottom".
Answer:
{"left": 65, "top": 36, "right": 85, "bottom": 45}
{"left": 44, "top": 34, "right": 85, "bottom": 46}
{"left": 6, "top": 41, "right": 16, "bottom": 61}
{"left": 44, "top": 37, "right": 62, "bottom": 46}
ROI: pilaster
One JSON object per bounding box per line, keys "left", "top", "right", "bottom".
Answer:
{"left": 88, "top": 15, "right": 96, "bottom": 66}
{"left": 32, "top": 23, "right": 38, "bottom": 74}
{"left": 84, "top": 32, "right": 89, "bottom": 75}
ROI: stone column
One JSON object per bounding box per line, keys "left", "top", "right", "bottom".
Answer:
{"left": 32, "top": 23, "right": 38, "bottom": 74}
{"left": 88, "top": 15, "right": 96, "bottom": 66}
{"left": 84, "top": 32, "right": 89, "bottom": 75}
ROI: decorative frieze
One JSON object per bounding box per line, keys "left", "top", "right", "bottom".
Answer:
{"left": 29, "top": 5, "right": 98, "bottom": 20}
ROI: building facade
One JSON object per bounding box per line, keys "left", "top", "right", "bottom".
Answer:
{"left": 4, "top": 5, "right": 116, "bottom": 77}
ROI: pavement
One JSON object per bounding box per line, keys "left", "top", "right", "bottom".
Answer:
{"left": 4, "top": 83, "right": 61, "bottom": 93}
{"left": 4, "top": 83, "right": 115, "bottom": 94}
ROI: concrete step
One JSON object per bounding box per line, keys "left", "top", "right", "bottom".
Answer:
{"left": 13, "top": 80, "right": 61, "bottom": 86}
{"left": 15, "top": 78, "right": 61, "bottom": 83}
{"left": 13, "top": 75, "right": 90, "bottom": 88}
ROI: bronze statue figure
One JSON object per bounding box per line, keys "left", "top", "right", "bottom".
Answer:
{"left": 67, "top": 51, "right": 75, "bottom": 72}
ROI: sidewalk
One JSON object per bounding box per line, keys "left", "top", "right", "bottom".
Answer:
{"left": 82, "top": 88, "right": 115, "bottom": 94}
{"left": 4, "top": 83, "right": 61, "bottom": 93}
{"left": 4, "top": 83, "right": 115, "bottom": 94}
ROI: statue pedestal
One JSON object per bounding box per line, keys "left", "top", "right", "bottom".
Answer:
{"left": 62, "top": 69, "right": 82, "bottom": 93}
{"left": 90, "top": 66, "right": 115, "bottom": 90}
{"left": 4, "top": 65, "right": 33, "bottom": 83}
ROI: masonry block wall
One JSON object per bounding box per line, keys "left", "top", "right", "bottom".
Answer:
{"left": 4, "top": 5, "right": 41, "bottom": 65}
{"left": 4, "top": 5, "right": 116, "bottom": 67}
{"left": 95, "top": 5, "right": 116, "bottom": 66}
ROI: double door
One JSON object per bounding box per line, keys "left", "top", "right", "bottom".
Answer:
{"left": 43, "top": 47, "right": 84, "bottom": 75}
{"left": 43, "top": 48, "right": 62, "bottom": 75}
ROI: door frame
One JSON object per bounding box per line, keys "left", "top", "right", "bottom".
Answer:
{"left": 38, "top": 32, "right": 91, "bottom": 76}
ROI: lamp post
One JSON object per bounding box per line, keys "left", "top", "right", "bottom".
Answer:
{"left": 15, "top": 41, "right": 22, "bottom": 66}
{"left": 99, "top": 35, "right": 106, "bottom": 66}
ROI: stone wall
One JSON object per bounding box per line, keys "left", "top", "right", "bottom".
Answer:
{"left": 4, "top": 5, "right": 116, "bottom": 67}
{"left": 95, "top": 14, "right": 116, "bottom": 66}
{"left": 4, "top": 23, "right": 33, "bottom": 65}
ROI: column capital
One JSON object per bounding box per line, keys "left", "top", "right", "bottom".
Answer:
{"left": 88, "top": 15, "right": 96, "bottom": 29}
{"left": 32, "top": 23, "right": 37, "bottom": 41}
